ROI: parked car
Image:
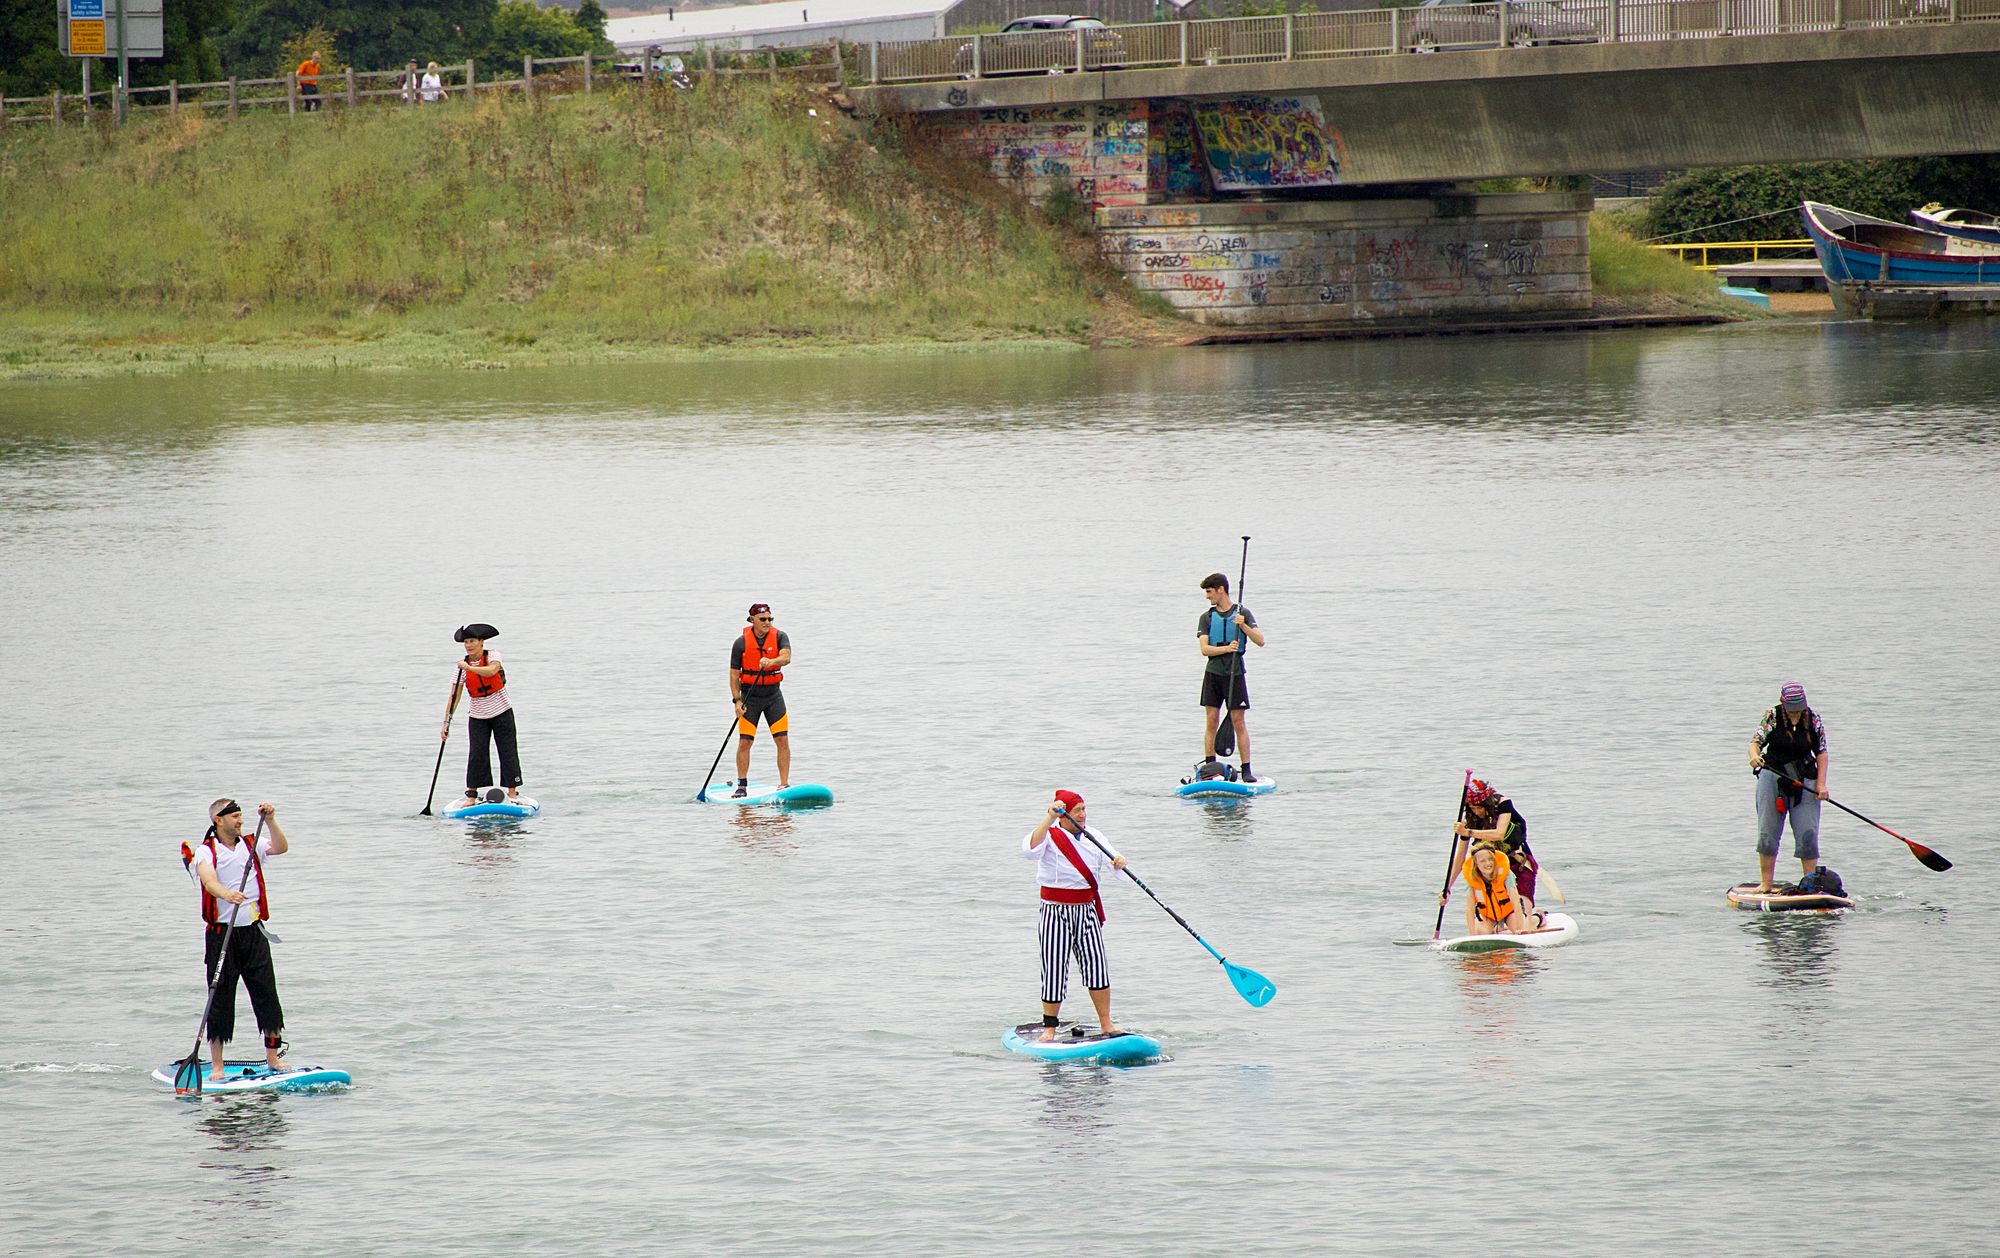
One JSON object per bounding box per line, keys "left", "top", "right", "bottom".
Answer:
{"left": 955, "top": 15, "right": 1127, "bottom": 76}
{"left": 1403, "top": 0, "right": 1601, "bottom": 51}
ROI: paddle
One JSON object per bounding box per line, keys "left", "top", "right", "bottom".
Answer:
{"left": 694, "top": 710, "right": 740, "bottom": 802}
{"left": 1536, "top": 863, "right": 1567, "bottom": 906}
{"left": 172, "top": 815, "right": 267, "bottom": 1097}
{"left": 1766, "top": 768, "right": 1951, "bottom": 872}
{"left": 1063, "top": 811, "right": 1276, "bottom": 1007}
{"left": 420, "top": 671, "right": 464, "bottom": 816}
{"left": 1428, "top": 771, "right": 1473, "bottom": 939}
{"left": 1211, "top": 535, "right": 1251, "bottom": 761}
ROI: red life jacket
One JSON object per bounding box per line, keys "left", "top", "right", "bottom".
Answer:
{"left": 179, "top": 834, "right": 271, "bottom": 924}
{"left": 739, "top": 627, "right": 784, "bottom": 686}
{"left": 463, "top": 650, "right": 506, "bottom": 698}
{"left": 1043, "top": 825, "right": 1106, "bottom": 923}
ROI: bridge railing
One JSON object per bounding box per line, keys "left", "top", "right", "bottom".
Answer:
{"left": 864, "top": 0, "right": 1998, "bottom": 84}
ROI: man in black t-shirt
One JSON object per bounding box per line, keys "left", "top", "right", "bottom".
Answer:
{"left": 729, "top": 603, "right": 793, "bottom": 796}
{"left": 1196, "top": 572, "right": 1266, "bottom": 781}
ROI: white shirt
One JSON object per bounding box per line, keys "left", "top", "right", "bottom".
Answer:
{"left": 193, "top": 834, "right": 278, "bottom": 927}
{"left": 421, "top": 72, "right": 444, "bottom": 101}
{"left": 1021, "top": 824, "right": 1123, "bottom": 890}
{"left": 463, "top": 650, "right": 511, "bottom": 720}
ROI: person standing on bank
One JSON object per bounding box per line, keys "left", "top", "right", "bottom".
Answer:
{"left": 1749, "top": 681, "right": 1829, "bottom": 892}
{"left": 448, "top": 622, "right": 524, "bottom": 806}
{"left": 1197, "top": 572, "right": 1266, "bottom": 781}
{"left": 186, "top": 799, "right": 291, "bottom": 1080}
{"left": 297, "top": 51, "right": 323, "bottom": 112}
{"left": 1023, "top": 791, "right": 1129, "bottom": 1040}
{"left": 729, "top": 603, "right": 791, "bottom": 797}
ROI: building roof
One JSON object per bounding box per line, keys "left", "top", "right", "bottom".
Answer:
{"left": 607, "top": 0, "right": 957, "bottom": 49}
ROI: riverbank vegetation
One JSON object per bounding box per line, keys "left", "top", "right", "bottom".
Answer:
{"left": 1645, "top": 156, "right": 2000, "bottom": 243}
{"left": 1, "top": 84, "right": 1173, "bottom": 376}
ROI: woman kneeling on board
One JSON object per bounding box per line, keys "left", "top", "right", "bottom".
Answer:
{"left": 1455, "top": 779, "right": 1543, "bottom": 927}
{"left": 1444, "top": 842, "right": 1536, "bottom": 937}
{"left": 1023, "top": 791, "right": 1128, "bottom": 1041}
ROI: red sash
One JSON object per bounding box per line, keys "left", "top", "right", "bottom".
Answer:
{"left": 1045, "top": 825, "right": 1105, "bottom": 923}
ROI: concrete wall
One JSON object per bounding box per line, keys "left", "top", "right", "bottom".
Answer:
{"left": 1098, "top": 195, "right": 1593, "bottom": 326}
{"left": 858, "top": 25, "right": 2000, "bottom": 184}
{"left": 922, "top": 102, "right": 1154, "bottom": 206}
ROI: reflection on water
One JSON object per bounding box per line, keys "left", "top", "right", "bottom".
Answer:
{"left": 1195, "top": 800, "right": 1260, "bottom": 843}
{"left": 1748, "top": 913, "right": 1843, "bottom": 992}
{"left": 728, "top": 808, "right": 801, "bottom": 855}
{"left": 193, "top": 1093, "right": 290, "bottom": 1209}
{"left": 1451, "top": 951, "right": 1542, "bottom": 1049}
{"left": 1034, "top": 1062, "right": 1116, "bottom": 1138}
{"left": 458, "top": 820, "right": 535, "bottom": 871}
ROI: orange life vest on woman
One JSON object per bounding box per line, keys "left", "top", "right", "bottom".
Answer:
{"left": 463, "top": 651, "right": 506, "bottom": 697}
{"left": 1463, "top": 848, "right": 1515, "bottom": 924}
{"left": 739, "top": 627, "right": 783, "bottom": 686}
{"left": 179, "top": 834, "right": 272, "bottom": 924}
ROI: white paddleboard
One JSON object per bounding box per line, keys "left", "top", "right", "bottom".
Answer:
{"left": 1437, "top": 911, "right": 1579, "bottom": 952}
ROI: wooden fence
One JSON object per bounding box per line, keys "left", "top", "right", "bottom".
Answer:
{"left": 0, "top": 44, "right": 846, "bottom": 129}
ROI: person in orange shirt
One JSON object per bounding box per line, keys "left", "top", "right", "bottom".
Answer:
{"left": 298, "top": 51, "right": 323, "bottom": 112}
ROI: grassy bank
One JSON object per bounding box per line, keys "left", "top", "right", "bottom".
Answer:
{"left": 1588, "top": 211, "right": 1756, "bottom": 319}
{"left": 0, "top": 85, "right": 1173, "bottom": 378}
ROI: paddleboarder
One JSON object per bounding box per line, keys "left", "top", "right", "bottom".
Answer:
{"left": 447, "top": 623, "right": 524, "bottom": 807}
{"left": 1196, "top": 572, "right": 1265, "bottom": 782}
{"left": 184, "top": 799, "right": 291, "bottom": 1080}
{"left": 1749, "top": 681, "right": 1829, "bottom": 893}
{"left": 1445, "top": 842, "right": 1534, "bottom": 937}
{"left": 729, "top": 603, "right": 792, "bottom": 798}
{"left": 1023, "top": 791, "right": 1129, "bottom": 1041}
{"left": 1454, "top": 779, "right": 1543, "bottom": 926}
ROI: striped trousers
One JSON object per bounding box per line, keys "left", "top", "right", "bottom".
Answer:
{"left": 1039, "top": 900, "right": 1109, "bottom": 1004}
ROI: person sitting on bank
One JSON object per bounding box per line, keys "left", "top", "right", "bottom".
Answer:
{"left": 1455, "top": 778, "right": 1543, "bottom": 927}
{"left": 448, "top": 622, "right": 524, "bottom": 805}
{"left": 1749, "top": 681, "right": 1828, "bottom": 893}
{"left": 1443, "top": 841, "right": 1535, "bottom": 937}
{"left": 1023, "top": 791, "right": 1129, "bottom": 1040}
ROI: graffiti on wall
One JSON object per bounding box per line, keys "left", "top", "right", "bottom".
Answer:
{"left": 1145, "top": 100, "right": 1208, "bottom": 200}
{"left": 1190, "top": 97, "right": 1339, "bottom": 192}
{"left": 944, "top": 102, "right": 1150, "bottom": 208}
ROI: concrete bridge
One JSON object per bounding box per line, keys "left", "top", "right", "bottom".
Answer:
{"left": 851, "top": 15, "right": 2000, "bottom": 183}
{"left": 844, "top": 4, "right": 2000, "bottom": 330}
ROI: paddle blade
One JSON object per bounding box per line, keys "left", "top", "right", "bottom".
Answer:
{"left": 1223, "top": 959, "right": 1276, "bottom": 1007}
{"left": 172, "top": 1057, "right": 204, "bottom": 1096}
{"left": 1911, "top": 844, "right": 1952, "bottom": 872}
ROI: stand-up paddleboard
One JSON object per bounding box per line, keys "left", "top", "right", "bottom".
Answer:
{"left": 698, "top": 783, "right": 833, "bottom": 808}
{"left": 1727, "top": 883, "right": 1855, "bottom": 912}
{"left": 1175, "top": 777, "right": 1277, "bottom": 800}
{"left": 444, "top": 789, "right": 540, "bottom": 820}
{"left": 152, "top": 1060, "right": 352, "bottom": 1093}
{"left": 1437, "top": 911, "right": 1579, "bottom": 952}
{"left": 1002, "top": 1022, "right": 1162, "bottom": 1064}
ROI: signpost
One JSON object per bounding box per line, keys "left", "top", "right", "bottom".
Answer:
{"left": 58, "top": 0, "right": 164, "bottom": 123}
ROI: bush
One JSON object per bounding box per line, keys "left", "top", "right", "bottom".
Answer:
{"left": 1645, "top": 155, "right": 2000, "bottom": 242}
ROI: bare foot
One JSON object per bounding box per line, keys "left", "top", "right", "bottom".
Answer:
{"left": 267, "top": 1056, "right": 288, "bottom": 1074}
{"left": 1040, "top": 1028, "right": 1059, "bottom": 1042}
{"left": 1752, "top": 884, "right": 1776, "bottom": 893}
{"left": 507, "top": 789, "right": 520, "bottom": 800}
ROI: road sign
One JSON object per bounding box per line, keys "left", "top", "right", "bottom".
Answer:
{"left": 59, "top": 0, "right": 164, "bottom": 58}
{"left": 68, "top": 17, "right": 104, "bottom": 52}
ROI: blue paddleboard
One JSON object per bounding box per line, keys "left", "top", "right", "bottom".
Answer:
{"left": 152, "top": 1060, "right": 352, "bottom": 1093}
{"left": 1002, "top": 1022, "right": 1163, "bottom": 1064}
{"left": 1175, "top": 777, "right": 1277, "bottom": 800}
{"left": 444, "top": 790, "right": 540, "bottom": 819}
{"left": 697, "top": 783, "right": 833, "bottom": 807}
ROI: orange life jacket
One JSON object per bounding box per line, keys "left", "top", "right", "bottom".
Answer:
{"left": 463, "top": 651, "right": 506, "bottom": 698}
{"left": 739, "top": 627, "right": 783, "bottom": 686}
{"left": 179, "top": 834, "right": 271, "bottom": 924}
{"left": 1463, "top": 848, "right": 1515, "bottom": 924}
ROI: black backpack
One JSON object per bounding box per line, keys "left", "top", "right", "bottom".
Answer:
{"left": 1799, "top": 867, "right": 1846, "bottom": 898}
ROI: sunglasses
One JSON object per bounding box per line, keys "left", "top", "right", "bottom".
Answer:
{"left": 752, "top": 616, "right": 773, "bottom": 622}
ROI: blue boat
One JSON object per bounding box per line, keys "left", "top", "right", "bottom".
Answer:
{"left": 1803, "top": 201, "right": 2000, "bottom": 287}
{"left": 1909, "top": 205, "right": 2000, "bottom": 249}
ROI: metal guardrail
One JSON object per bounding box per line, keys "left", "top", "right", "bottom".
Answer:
{"left": 865, "top": 0, "right": 2000, "bottom": 84}
{"left": 1651, "top": 238, "right": 1816, "bottom": 267}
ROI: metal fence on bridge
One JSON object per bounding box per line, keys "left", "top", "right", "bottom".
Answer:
{"left": 864, "top": 0, "right": 2000, "bottom": 83}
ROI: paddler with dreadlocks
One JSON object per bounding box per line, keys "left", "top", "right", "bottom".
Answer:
{"left": 1445, "top": 778, "right": 1545, "bottom": 928}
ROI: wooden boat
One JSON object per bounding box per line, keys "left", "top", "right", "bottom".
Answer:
{"left": 1910, "top": 204, "right": 2000, "bottom": 248}
{"left": 1802, "top": 202, "right": 2000, "bottom": 315}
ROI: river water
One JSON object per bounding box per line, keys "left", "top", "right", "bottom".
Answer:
{"left": 3, "top": 321, "right": 1996, "bottom": 1255}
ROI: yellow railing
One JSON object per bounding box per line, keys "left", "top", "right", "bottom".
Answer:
{"left": 1649, "top": 239, "right": 1814, "bottom": 269}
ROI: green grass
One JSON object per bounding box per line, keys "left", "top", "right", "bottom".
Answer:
{"left": 0, "top": 85, "right": 1131, "bottom": 376}
{"left": 1588, "top": 211, "right": 1736, "bottom": 302}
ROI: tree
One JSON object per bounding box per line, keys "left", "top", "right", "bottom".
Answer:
{"left": 476, "top": 0, "right": 604, "bottom": 62}
{"left": 1647, "top": 157, "right": 2000, "bottom": 243}
{"left": 221, "top": 0, "right": 499, "bottom": 75}
{"left": 0, "top": 0, "right": 230, "bottom": 95}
